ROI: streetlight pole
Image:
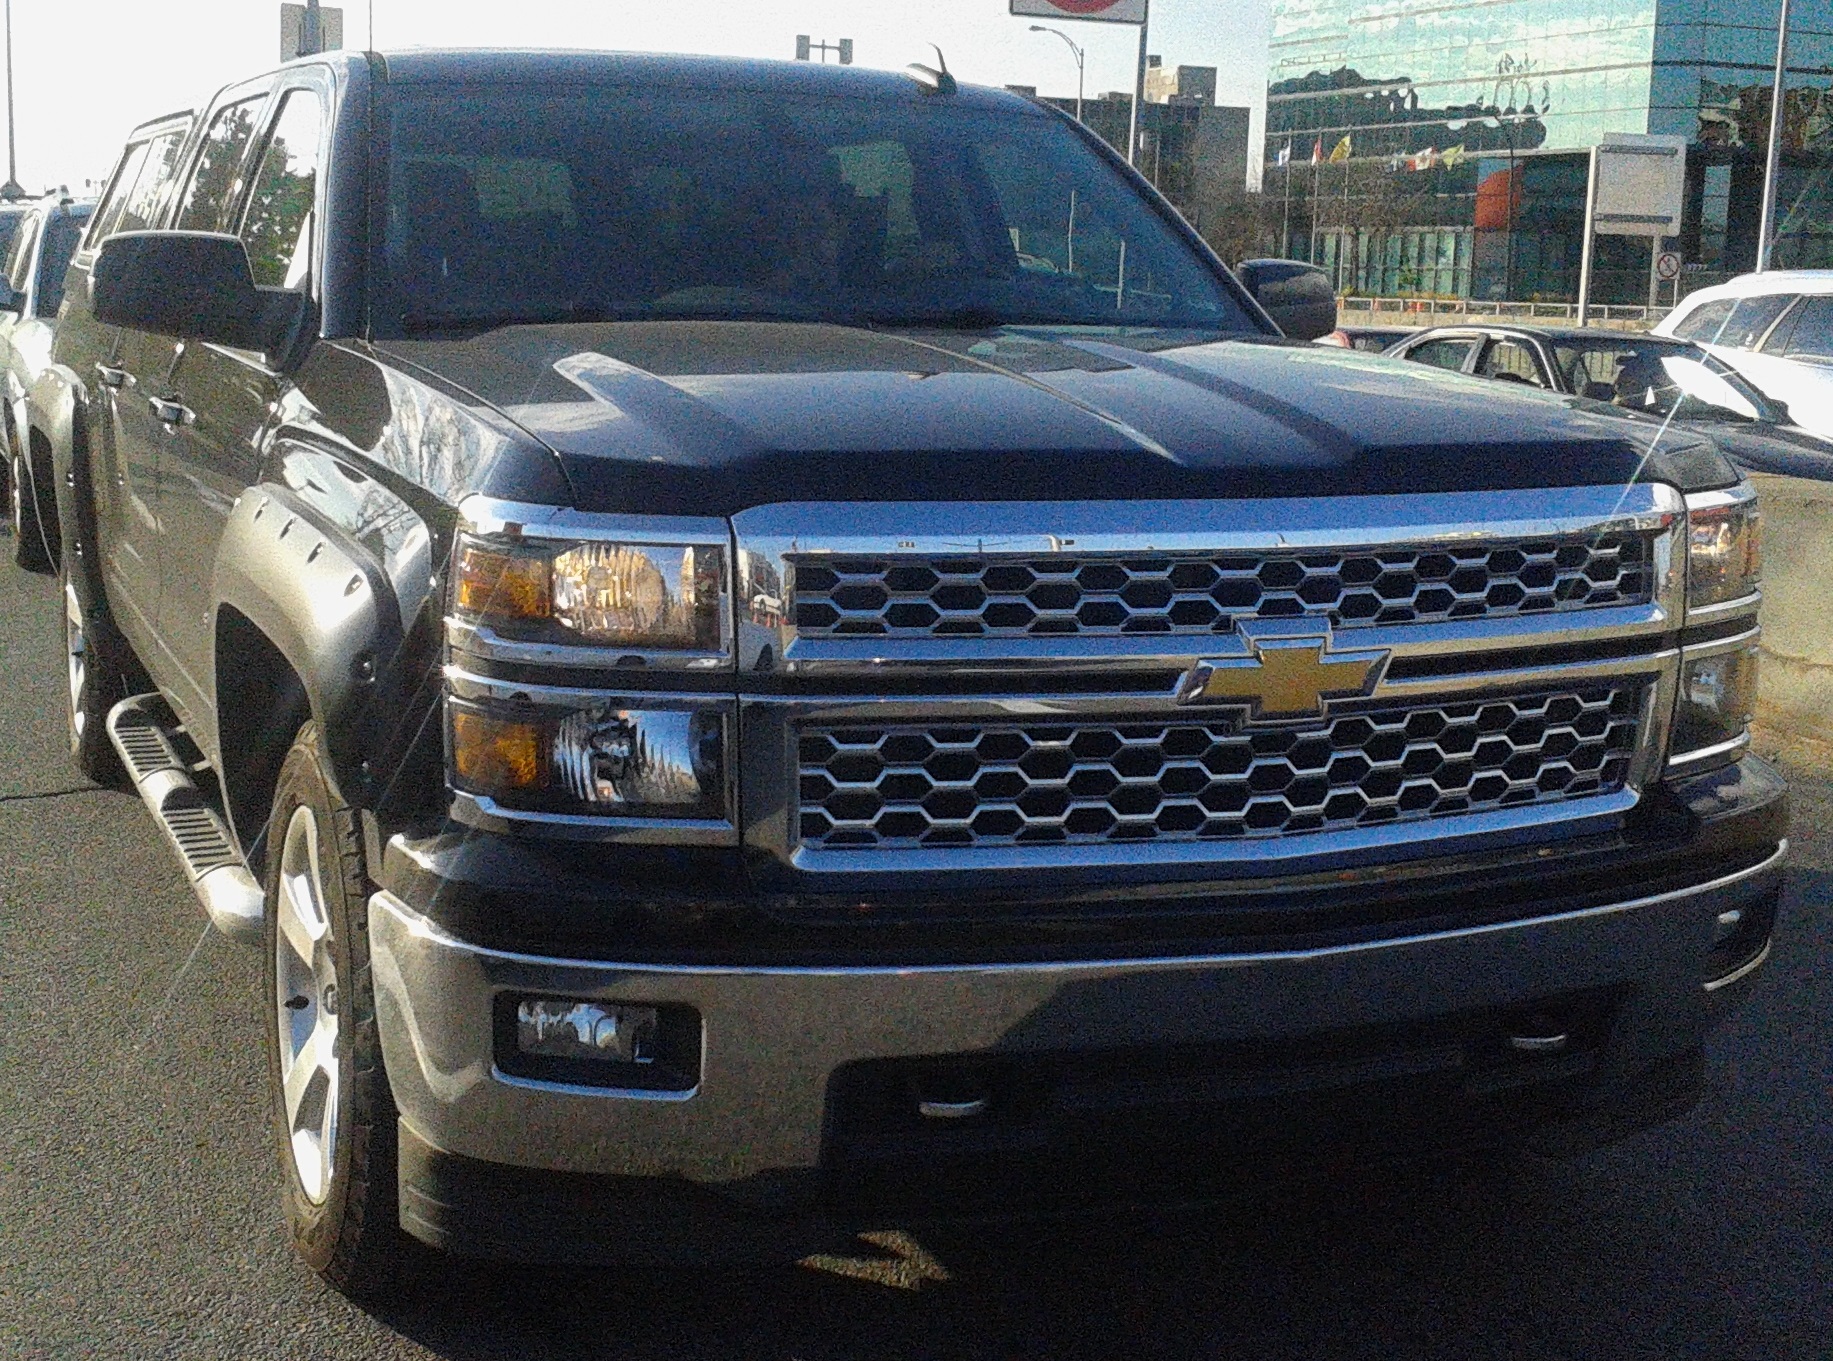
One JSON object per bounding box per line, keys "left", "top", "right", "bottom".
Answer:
{"left": 1128, "top": 0, "right": 1151, "bottom": 169}
{"left": 1756, "top": 0, "right": 1793, "bottom": 271}
{"left": 1028, "top": 25, "right": 1085, "bottom": 124}
{"left": 1, "top": 0, "right": 20, "bottom": 201}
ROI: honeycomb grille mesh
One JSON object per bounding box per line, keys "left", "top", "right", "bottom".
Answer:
{"left": 797, "top": 685, "right": 1644, "bottom": 851}
{"left": 791, "top": 535, "right": 1654, "bottom": 639}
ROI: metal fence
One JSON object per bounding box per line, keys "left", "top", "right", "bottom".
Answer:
{"left": 1338, "top": 296, "right": 1673, "bottom": 330}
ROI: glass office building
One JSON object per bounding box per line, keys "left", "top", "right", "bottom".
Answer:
{"left": 1265, "top": 0, "right": 1833, "bottom": 301}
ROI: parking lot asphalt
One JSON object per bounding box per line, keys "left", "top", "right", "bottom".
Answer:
{"left": 0, "top": 553, "right": 1828, "bottom": 1360}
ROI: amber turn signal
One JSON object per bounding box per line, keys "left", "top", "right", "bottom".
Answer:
{"left": 455, "top": 543, "right": 552, "bottom": 622}
{"left": 450, "top": 708, "right": 549, "bottom": 792}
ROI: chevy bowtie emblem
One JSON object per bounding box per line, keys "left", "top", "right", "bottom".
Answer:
{"left": 1177, "top": 627, "right": 1390, "bottom": 722}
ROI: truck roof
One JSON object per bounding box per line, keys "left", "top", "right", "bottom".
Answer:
{"left": 361, "top": 47, "right": 1030, "bottom": 111}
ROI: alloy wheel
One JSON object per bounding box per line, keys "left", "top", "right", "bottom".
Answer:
{"left": 275, "top": 804, "right": 342, "bottom": 1205}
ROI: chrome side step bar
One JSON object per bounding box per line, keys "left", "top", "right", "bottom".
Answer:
{"left": 105, "top": 694, "right": 264, "bottom": 943}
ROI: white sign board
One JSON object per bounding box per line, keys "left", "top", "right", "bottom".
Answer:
{"left": 1593, "top": 134, "right": 1687, "bottom": 237}
{"left": 1010, "top": 0, "right": 1148, "bottom": 24}
{"left": 281, "top": 4, "right": 343, "bottom": 60}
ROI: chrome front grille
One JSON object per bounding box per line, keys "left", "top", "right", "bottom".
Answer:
{"left": 790, "top": 534, "right": 1654, "bottom": 639}
{"left": 797, "top": 684, "right": 1644, "bottom": 852}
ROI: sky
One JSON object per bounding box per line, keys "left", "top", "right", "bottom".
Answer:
{"left": 6, "top": 0, "right": 1271, "bottom": 195}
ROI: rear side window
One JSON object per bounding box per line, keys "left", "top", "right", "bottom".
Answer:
{"left": 1778, "top": 296, "right": 1833, "bottom": 361}
{"left": 110, "top": 129, "right": 190, "bottom": 238}
{"left": 1476, "top": 338, "right": 1546, "bottom": 386}
{"left": 239, "top": 90, "right": 324, "bottom": 288}
{"left": 1671, "top": 298, "right": 1733, "bottom": 342}
{"left": 1678, "top": 293, "right": 1791, "bottom": 349}
{"left": 3, "top": 211, "right": 37, "bottom": 294}
{"left": 1403, "top": 337, "right": 1476, "bottom": 371}
{"left": 84, "top": 140, "right": 150, "bottom": 248}
{"left": 38, "top": 208, "right": 91, "bottom": 314}
{"left": 175, "top": 99, "right": 265, "bottom": 232}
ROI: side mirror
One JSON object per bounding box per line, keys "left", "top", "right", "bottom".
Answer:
{"left": 1236, "top": 258, "right": 1339, "bottom": 342}
{"left": 93, "top": 231, "right": 304, "bottom": 352}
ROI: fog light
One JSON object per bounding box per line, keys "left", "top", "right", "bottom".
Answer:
{"left": 516, "top": 999, "right": 658, "bottom": 1065}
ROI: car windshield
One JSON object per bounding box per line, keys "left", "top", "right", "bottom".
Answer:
{"left": 375, "top": 85, "right": 1254, "bottom": 337}
{"left": 1551, "top": 339, "right": 1778, "bottom": 425}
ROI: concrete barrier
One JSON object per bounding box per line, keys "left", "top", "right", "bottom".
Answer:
{"left": 1749, "top": 471, "right": 1833, "bottom": 748}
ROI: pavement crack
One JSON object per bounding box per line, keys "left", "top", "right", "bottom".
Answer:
{"left": 0, "top": 785, "right": 99, "bottom": 804}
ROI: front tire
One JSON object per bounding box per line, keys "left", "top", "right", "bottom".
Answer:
{"left": 263, "top": 722, "right": 406, "bottom": 1298}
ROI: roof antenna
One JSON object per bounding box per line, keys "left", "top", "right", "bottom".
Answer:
{"left": 907, "top": 44, "right": 957, "bottom": 97}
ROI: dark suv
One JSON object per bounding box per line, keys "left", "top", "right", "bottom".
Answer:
{"left": 2, "top": 194, "right": 95, "bottom": 568}
{"left": 33, "top": 51, "right": 1782, "bottom": 1297}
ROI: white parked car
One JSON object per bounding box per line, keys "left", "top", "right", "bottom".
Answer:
{"left": 1654, "top": 271, "right": 1833, "bottom": 442}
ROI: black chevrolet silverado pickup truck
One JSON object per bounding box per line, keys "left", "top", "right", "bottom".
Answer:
{"left": 33, "top": 50, "right": 1783, "bottom": 1296}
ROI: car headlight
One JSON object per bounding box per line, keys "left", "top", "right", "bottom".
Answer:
{"left": 455, "top": 534, "right": 727, "bottom": 652}
{"left": 1686, "top": 487, "right": 1761, "bottom": 613}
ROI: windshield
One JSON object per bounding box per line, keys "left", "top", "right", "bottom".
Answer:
{"left": 375, "top": 87, "right": 1254, "bottom": 337}
{"left": 1551, "top": 339, "right": 1778, "bottom": 425}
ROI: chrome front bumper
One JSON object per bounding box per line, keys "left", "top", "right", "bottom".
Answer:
{"left": 369, "top": 842, "right": 1785, "bottom": 1185}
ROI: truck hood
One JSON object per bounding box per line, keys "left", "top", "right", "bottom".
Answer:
{"left": 376, "top": 322, "right": 1734, "bottom": 516}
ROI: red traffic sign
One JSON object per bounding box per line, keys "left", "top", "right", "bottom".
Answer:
{"left": 1656, "top": 251, "right": 1682, "bottom": 282}
{"left": 1010, "top": 0, "right": 1148, "bottom": 22}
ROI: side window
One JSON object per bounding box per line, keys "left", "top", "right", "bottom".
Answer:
{"left": 174, "top": 98, "right": 265, "bottom": 232}
{"left": 240, "top": 90, "right": 324, "bottom": 289}
{"left": 1718, "top": 293, "right": 1792, "bottom": 349}
{"left": 3, "top": 213, "right": 38, "bottom": 294}
{"left": 38, "top": 210, "right": 91, "bottom": 314}
{"left": 84, "top": 140, "right": 150, "bottom": 248}
{"left": 1476, "top": 339, "right": 1546, "bottom": 386}
{"left": 1780, "top": 297, "right": 1833, "bottom": 361}
{"left": 1403, "top": 337, "right": 1476, "bottom": 371}
{"left": 114, "top": 129, "right": 190, "bottom": 235}
{"left": 1671, "top": 298, "right": 1734, "bottom": 343}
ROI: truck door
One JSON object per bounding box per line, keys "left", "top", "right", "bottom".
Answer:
{"left": 129, "top": 89, "right": 267, "bottom": 715}
{"left": 82, "top": 125, "right": 191, "bottom": 644}
{"left": 160, "top": 83, "right": 323, "bottom": 726}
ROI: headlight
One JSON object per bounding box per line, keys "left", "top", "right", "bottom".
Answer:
{"left": 453, "top": 525, "right": 729, "bottom": 658}
{"left": 1686, "top": 487, "right": 1761, "bottom": 612}
{"left": 1670, "top": 642, "right": 1759, "bottom": 770}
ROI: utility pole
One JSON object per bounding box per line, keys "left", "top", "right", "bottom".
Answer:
{"left": 1756, "top": 0, "right": 1793, "bottom": 271}
{"left": 302, "top": 0, "right": 322, "bottom": 55}
{"left": 1, "top": 0, "right": 21, "bottom": 202}
{"left": 1127, "top": 0, "right": 1150, "bottom": 168}
{"left": 1029, "top": 25, "right": 1085, "bottom": 123}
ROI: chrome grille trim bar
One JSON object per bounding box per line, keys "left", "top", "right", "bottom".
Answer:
{"left": 733, "top": 487, "right": 1685, "bottom": 673}
{"left": 781, "top": 790, "right": 1642, "bottom": 881}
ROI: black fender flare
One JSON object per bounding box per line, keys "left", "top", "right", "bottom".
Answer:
{"left": 29, "top": 363, "right": 89, "bottom": 595}
{"left": 211, "top": 480, "right": 412, "bottom": 806}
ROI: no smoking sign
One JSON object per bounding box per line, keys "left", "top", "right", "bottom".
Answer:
{"left": 1010, "top": 0, "right": 1148, "bottom": 23}
{"left": 1655, "top": 251, "right": 1683, "bottom": 282}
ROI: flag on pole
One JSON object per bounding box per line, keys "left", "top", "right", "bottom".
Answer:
{"left": 1409, "top": 147, "right": 1437, "bottom": 171}
{"left": 1277, "top": 142, "right": 1292, "bottom": 166}
{"left": 1441, "top": 144, "right": 1468, "bottom": 167}
{"left": 1328, "top": 135, "right": 1352, "bottom": 163}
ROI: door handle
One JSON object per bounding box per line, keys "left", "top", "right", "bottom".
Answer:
{"left": 94, "top": 363, "right": 133, "bottom": 390}
{"left": 148, "top": 396, "right": 194, "bottom": 427}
